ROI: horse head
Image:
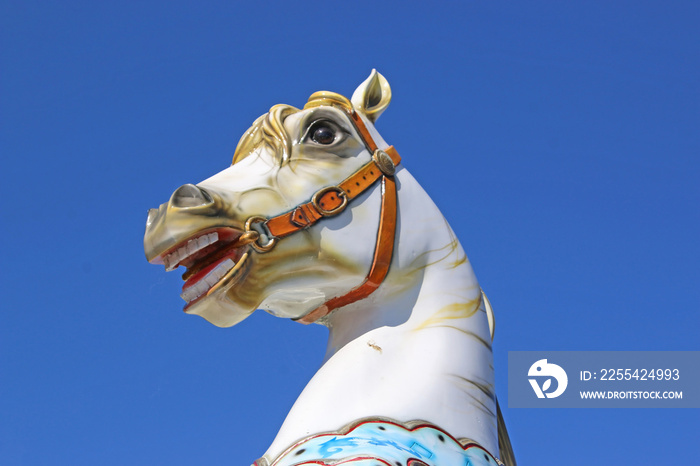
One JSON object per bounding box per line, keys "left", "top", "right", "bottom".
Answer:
{"left": 145, "top": 70, "right": 411, "bottom": 328}
{"left": 144, "top": 71, "right": 514, "bottom": 465}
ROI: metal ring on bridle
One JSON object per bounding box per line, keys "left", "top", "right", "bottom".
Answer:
{"left": 312, "top": 186, "right": 348, "bottom": 216}
{"left": 245, "top": 216, "right": 276, "bottom": 253}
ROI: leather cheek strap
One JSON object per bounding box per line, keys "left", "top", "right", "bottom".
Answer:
{"left": 296, "top": 174, "right": 398, "bottom": 324}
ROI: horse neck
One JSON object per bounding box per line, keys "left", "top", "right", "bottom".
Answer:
{"left": 264, "top": 170, "right": 498, "bottom": 460}
{"left": 325, "top": 169, "right": 487, "bottom": 356}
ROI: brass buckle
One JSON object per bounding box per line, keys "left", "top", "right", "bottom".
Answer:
{"left": 312, "top": 186, "right": 348, "bottom": 216}
{"left": 245, "top": 216, "right": 276, "bottom": 253}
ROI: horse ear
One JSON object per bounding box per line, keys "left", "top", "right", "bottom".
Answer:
{"left": 351, "top": 69, "right": 392, "bottom": 123}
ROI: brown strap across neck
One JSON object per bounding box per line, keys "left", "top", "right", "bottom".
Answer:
{"left": 247, "top": 104, "right": 401, "bottom": 325}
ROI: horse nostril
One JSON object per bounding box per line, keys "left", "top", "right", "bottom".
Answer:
{"left": 171, "top": 184, "right": 213, "bottom": 208}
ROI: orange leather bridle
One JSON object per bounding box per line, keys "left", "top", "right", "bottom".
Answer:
{"left": 244, "top": 103, "right": 401, "bottom": 324}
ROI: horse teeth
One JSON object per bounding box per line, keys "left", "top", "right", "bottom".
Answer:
{"left": 215, "top": 259, "right": 235, "bottom": 278}
{"left": 187, "top": 239, "right": 198, "bottom": 255}
{"left": 162, "top": 231, "right": 221, "bottom": 271}
{"left": 204, "top": 274, "right": 219, "bottom": 287}
{"left": 180, "top": 258, "right": 236, "bottom": 304}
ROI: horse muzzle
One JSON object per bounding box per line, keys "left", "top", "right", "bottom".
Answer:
{"left": 144, "top": 184, "right": 255, "bottom": 314}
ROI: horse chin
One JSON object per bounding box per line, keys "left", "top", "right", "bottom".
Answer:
{"left": 259, "top": 289, "right": 328, "bottom": 320}
{"left": 182, "top": 253, "right": 258, "bottom": 327}
{"left": 184, "top": 285, "right": 257, "bottom": 328}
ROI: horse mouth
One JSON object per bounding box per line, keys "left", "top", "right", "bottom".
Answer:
{"left": 149, "top": 227, "right": 250, "bottom": 310}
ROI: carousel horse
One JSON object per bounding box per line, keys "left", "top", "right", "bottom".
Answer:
{"left": 144, "top": 70, "right": 516, "bottom": 466}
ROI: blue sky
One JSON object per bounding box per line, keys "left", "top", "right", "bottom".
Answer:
{"left": 1, "top": 1, "right": 698, "bottom": 464}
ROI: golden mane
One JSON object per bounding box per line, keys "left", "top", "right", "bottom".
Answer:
{"left": 232, "top": 104, "right": 300, "bottom": 165}
{"left": 232, "top": 91, "right": 354, "bottom": 166}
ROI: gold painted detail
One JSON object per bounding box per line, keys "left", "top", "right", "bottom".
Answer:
{"left": 448, "top": 251, "right": 468, "bottom": 269}
{"left": 232, "top": 104, "right": 300, "bottom": 165}
{"left": 234, "top": 230, "right": 260, "bottom": 247}
{"left": 304, "top": 91, "right": 353, "bottom": 110}
{"left": 414, "top": 299, "right": 481, "bottom": 331}
{"left": 408, "top": 237, "right": 460, "bottom": 273}
{"left": 205, "top": 252, "right": 250, "bottom": 297}
{"left": 372, "top": 149, "right": 396, "bottom": 176}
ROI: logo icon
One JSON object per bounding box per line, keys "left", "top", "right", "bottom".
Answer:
{"left": 528, "top": 359, "right": 568, "bottom": 398}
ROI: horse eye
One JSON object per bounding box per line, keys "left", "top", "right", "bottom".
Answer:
{"left": 310, "top": 123, "right": 336, "bottom": 145}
